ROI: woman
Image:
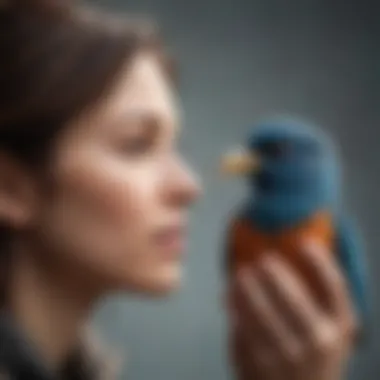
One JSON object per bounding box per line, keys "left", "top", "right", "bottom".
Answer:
{"left": 0, "top": 0, "right": 357, "bottom": 379}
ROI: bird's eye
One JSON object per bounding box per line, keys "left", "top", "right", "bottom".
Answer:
{"left": 258, "top": 141, "right": 290, "bottom": 158}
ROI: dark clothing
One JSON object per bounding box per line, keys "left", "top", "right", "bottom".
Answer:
{"left": 0, "top": 312, "right": 113, "bottom": 380}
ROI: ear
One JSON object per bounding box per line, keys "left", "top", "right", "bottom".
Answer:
{"left": 0, "top": 153, "right": 39, "bottom": 229}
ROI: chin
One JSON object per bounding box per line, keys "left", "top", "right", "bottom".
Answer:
{"left": 122, "top": 263, "right": 184, "bottom": 298}
{"left": 147, "top": 265, "right": 183, "bottom": 297}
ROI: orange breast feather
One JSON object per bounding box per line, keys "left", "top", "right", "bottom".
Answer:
{"left": 227, "top": 211, "right": 335, "bottom": 276}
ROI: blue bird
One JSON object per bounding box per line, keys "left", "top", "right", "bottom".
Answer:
{"left": 221, "top": 117, "right": 370, "bottom": 343}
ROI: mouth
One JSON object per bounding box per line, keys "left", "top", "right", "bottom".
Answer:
{"left": 153, "top": 222, "right": 187, "bottom": 258}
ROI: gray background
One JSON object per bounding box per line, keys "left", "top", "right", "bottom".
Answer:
{"left": 92, "top": 0, "right": 380, "bottom": 379}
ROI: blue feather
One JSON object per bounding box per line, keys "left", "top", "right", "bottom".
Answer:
{"left": 226, "top": 117, "right": 371, "bottom": 343}
{"left": 334, "top": 215, "right": 371, "bottom": 338}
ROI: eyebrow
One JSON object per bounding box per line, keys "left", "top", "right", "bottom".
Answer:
{"left": 110, "top": 109, "right": 179, "bottom": 135}
{"left": 127, "top": 106, "right": 179, "bottom": 126}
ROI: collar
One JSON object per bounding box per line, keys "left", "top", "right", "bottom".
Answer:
{"left": 0, "top": 311, "right": 113, "bottom": 380}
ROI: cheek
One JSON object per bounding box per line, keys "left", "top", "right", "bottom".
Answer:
{"left": 68, "top": 152, "right": 161, "bottom": 231}
{"left": 39, "top": 153, "right": 167, "bottom": 288}
{"left": 85, "top": 164, "right": 158, "bottom": 229}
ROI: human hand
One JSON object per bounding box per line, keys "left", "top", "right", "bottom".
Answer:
{"left": 227, "top": 241, "right": 357, "bottom": 380}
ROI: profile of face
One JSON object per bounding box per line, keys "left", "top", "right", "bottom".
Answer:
{"left": 2, "top": 52, "right": 200, "bottom": 297}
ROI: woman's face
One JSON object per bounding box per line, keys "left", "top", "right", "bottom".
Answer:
{"left": 32, "top": 52, "right": 200, "bottom": 296}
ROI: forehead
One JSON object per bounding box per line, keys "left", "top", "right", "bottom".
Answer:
{"left": 121, "top": 52, "right": 179, "bottom": 114}
{"left": 82, "top": 52, "right": 181, "bottom": 130}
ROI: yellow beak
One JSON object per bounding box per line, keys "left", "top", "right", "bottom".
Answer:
{"left": 220, "top": 148, "right": 261, "bottom": 175}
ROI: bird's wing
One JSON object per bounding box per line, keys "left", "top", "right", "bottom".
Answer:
{"left": 334, "top": 215, "right": 371, "bottom": 339}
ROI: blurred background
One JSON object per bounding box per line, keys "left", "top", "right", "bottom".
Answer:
{"left": 92, "top": 0, "right": 380, "bottom": 379}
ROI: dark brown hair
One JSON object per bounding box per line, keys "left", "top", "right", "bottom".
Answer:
{"left": 0, "top": 5, "right": 174, "bottom": 372}
{"left": 0, "top": 0, "right": 173, "bottom": 167}
{"left": 0, "top": 0, "right": 175, "bottom": 272}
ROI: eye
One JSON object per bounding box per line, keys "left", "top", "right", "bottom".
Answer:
{"left": 257, "top": 141, "right": 291, "bottom": 158}
{"left": 120, "top": 135, "right": 154, "bottom": 156}
{"left": 117, "top": 113, "right": 160, "bottom": 157}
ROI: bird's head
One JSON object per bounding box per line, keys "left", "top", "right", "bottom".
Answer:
{"left": 221, "top": 117, "right": 341, "bottom": 207}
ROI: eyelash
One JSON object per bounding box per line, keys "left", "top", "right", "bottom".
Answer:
{"left": 121, "top": 136, "right": 153, "bottom": 156}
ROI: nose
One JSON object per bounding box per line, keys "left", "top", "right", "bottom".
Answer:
{"left": 164, "top": 156, "right": 202, "bottom": 206}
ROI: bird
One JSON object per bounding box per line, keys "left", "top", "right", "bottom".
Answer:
{"left": 220, "top": 117, "right": 370, "bottom": 341}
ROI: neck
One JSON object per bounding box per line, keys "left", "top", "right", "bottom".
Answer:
{"left": 5, "top": 240, "right": 100, "bottom": 372}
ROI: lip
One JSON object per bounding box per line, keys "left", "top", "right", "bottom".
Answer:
{"left": 153, "top": 223, "right": 187, "bottom": 258}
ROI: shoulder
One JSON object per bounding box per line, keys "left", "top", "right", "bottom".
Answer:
{"left": 0, "top": 368, "right": 12, "bottom": 380}
{"left": 0, "top": 358, "right": 13, "bottom": 380}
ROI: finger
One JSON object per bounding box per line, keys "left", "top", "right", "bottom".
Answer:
{"left": 236, "top": 266, "right": 302, "bottom": 362}
{"left": 229, "top": 273, "right": 285, "bottom": 379}
{"left": 299, "top": 239, "right": 354, "bottom": 321}
{"left": 227, "top": 277, "right": 243, "bottom": 328}
{"left": 259, "top": 253, "right": 324, "bottom": 339}
{"left": 230, "top": 324, "right": 278, "bottom": 380}
{"left": 229, "top": 321, "right": 253, "bottom": 379}
{"left": 230, "top": 325, "right": 254, "bottom": 379}
{"left": 259, "top": 255, "right": 358, "bottom": 368}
